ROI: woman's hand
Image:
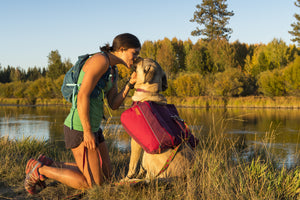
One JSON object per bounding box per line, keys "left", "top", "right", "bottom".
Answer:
{"left": 83, "top": 131, "right": 96, "bottom": 150}
{"left": 129, "top": 71, "right": 137, "bottom": 85}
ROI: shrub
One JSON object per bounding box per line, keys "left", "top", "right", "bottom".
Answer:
{"left": 283, "top": 56, "right": 300, "bottom": 96}
{"left": 258, "top": 69, "right": 286, "bottom": 97}
{"left": 212, "top": 67, "right": 244, "bottom": 97}
{"left": 172, "top": 73, "right": 205, "bottom": 97}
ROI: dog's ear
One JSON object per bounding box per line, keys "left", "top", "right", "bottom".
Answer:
{"left": 144, "top": 64, "right": 156, "bottom": 83}
{"left": 161, "top": 71, "right": 168, "bottom": 91}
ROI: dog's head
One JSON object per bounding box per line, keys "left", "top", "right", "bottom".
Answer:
{"left": 133, "top": 57, "right": 168, "bottom": 92}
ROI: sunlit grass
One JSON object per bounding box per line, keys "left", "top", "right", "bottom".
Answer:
{"left": 1, "top": 96, "right": 300, "bottom": 109}
{"left": 0, "top": 119, "right": 300, "bottom": 199}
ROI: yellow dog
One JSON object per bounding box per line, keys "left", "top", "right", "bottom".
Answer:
{"left": 122, "top": 58, "right": 195, "bottom": 181}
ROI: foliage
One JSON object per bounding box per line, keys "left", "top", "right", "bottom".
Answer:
{"left": 47, "top": 50, "right": 66, "bottom": 80}
{"left": 0, "top": 82, "right": 15, "bottom": 98}
{"left": 156, "top": 38, "right": 178, "bottom": 78}
{"left": 289, "top": 0, "right": 300, "bottom": 46}
{"left": 190, "top": 0, "right": 234, "bottom": 41}
{"left": 0, "top": 65, "right": 14, "bottom": 83}
{"left": 245, "top": 39, "right": 296, "bottom": 80}
{"left": 172, "top": 73, "right": 206, "bottom": 97}
{"left": 185, "top": 41, "right": 210, "bottom": 74}
{"left": 212, "top": 67, "right": 244, "bottom": 97}
{"left": 0, "top": 38, "right": 299, "bottom": 101}
{"left": 232, "top": 41, "right": 252, "bottom": 69}
{"left": 140, "top": 40, "right": 156, "bottom": 60}
{"left": 283, "top": 55, "right": 300, "bottom": 96}
{"left": 263, "top": 39, "right": 290, "bottom": 69}
{"left": 206, "top": 39, "right": 237, "bottom": 72}
{"left": 258, "top": 69, "right": 287, "bottom": 97}
{"left": 171, "top": 38, "right": 186, "bottom": 71}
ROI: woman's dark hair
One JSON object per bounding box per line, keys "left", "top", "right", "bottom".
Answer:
{"left": 100, "top": 33, "right": 141, "bottom": 52}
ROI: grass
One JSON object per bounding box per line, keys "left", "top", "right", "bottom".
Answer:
{"left": 1, "top": 120, "right": 300, "bottom": 200}
{"left": 166, "top": 96, "right": 300, "bottom": 109}
{"left": 1, "top": 96, "right": 300, "bottom": 109}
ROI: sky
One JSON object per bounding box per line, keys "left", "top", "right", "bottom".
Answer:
{"left": 0, "top": 0, "right": 298, "bottom": 70}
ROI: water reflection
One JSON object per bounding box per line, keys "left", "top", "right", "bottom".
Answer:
{"left": 0, "top": 105, "right": 300, "bottom": 167}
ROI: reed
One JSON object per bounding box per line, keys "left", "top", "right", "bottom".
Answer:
{"left": 1, "top": 96, "right": 300, "bottom": 109}
{"left": 0, "top": 119, "right": 300, "bottom": 199}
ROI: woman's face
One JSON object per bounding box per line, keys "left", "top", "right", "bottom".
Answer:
{"left": 122, "top": 47, "right": 141, "bottom": 68}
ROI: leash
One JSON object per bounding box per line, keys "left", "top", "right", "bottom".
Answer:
{"left": 113, "top": 178, "right": 146, "bottom": 186}
{"left": 114, "top": 142, "right": 182, "bottom": 186}
{"left": 156, "top": 142, "right": 182, "bottom": 177}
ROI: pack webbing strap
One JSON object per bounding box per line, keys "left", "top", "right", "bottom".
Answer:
{"left": 155, "top": 142, "right": 182, "bottom": 177}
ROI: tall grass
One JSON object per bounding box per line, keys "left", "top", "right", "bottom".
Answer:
{"left": 1, "top": 96, "right": 300, "bottom": 108}
{"left": 0, "top": 119, "right": 300, "bottom": 199}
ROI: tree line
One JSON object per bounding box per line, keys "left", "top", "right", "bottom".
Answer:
{"left": 0, "top": 38, "right": 299, "bottom": 104}
{"left": 0, "top": 0, "right": 299, "bottom": 104}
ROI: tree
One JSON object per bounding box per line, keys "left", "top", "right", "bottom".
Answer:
{"left": 26, "top": 67, "right": 42, "bottom": 81}
{"left": 232, "top": 40, "right": 249, "bottom": 69}
{"left": 47, "top": 50, "right": 66, "bottom": 80}
{"left": 258, "top": 69, "right": 286, "bottom": 97}
{"left": 289, "top": 0, "right": 300, "bottom": 46}
{"left": 185, "top": 42, "right": 210, "bottom": 74}
{"left": 171, "top": 38, "right": 186, "bottom": 71}
{"left": 284, "top": 55, "right": 300, "bottom": 95}
{"left": 63, "top": 58, "right": 73, "bottom": 72}
{"left": 190, "top": 0, "right": 234, "bottom": 41}
{"left": 213, "top": 67, "right": 244, "bottom": 97}
{"left": 140, "top": 40, "right": 156, "bottom": 60}
{"left": 9, "top": 67, "right": 25, "bottom": 82}
{"left": 156, "top": 38, "right": 177, "bottom": 78}
{"left": 206, "top": 39, "right": 236, "bottom": 72}
{"left": 0, "top": 65, "right": 12, "bottom": 83}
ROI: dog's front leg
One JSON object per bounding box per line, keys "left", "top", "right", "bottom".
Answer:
{"left": 126, "top": 138, "right": 143, "bottom": 179}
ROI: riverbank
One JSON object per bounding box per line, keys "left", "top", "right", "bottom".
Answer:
{"left": 1, "top": 121, "right": 300, "bottom": 199}
{"left": 1, "top": 96, "right": 300, "bottom": 109}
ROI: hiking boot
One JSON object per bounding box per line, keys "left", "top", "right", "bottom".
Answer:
{"left": 37, "top": 154, "right": 53, "bottom": 166}
{"left": 25, "top": 158, "right": 45, "bottom": 181}
{"left": 24, "top": 159, "right": 43, "bottom": 194}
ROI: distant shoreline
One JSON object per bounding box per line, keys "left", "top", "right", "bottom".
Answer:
{"left": 0, "top": 96, "right": 299, "bottom": 109}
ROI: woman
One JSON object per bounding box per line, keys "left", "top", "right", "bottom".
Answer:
{"left": 24, "top": 33, "right": 141, "bottom": 194}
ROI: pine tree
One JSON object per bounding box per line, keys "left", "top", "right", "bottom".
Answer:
{"left": 190, "top": 0, "right": 234, "bottom": 41}
{"left": 289, "top": 0, "right": 300, "bottom": 46}
{"left": 47, "top": 50, "right": 66, "bottom": 80}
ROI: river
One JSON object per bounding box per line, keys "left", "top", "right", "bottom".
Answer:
{"left": 1, "top": 105, "right": 299, "bottom": 168}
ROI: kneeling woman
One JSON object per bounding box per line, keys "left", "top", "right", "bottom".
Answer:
{"left": 24, "top": 33, "right": 141, "bottom": 194}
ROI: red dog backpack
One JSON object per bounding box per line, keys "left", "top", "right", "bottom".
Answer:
{"left": 121, "top": 101, "right": 198, "bottom": 154}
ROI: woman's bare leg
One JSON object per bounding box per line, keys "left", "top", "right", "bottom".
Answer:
{"left": 98, "top": 141, "right": 112, "bottom": 180}
{"left": 38, "top": 142, "right": 104, "bottom": 189}
{"left": 39, "top": 165, "right": 89, "bottom": 189}
{"left": 50, "top": 161, "right": 80, "bottom": 172}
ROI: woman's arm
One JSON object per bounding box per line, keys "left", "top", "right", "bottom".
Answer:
{"left": 106, "top": 72, "right": 136, "bottom": 110}
{"left": 77, "top": 53, "right": 109, "bottom": 149}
